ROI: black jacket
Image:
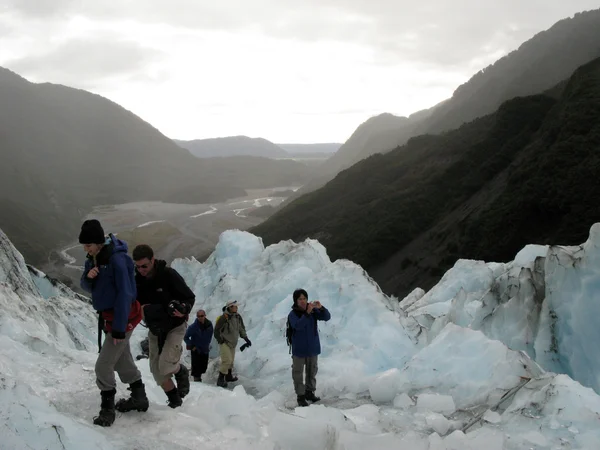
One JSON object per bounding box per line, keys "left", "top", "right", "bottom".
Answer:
{"left": 136, "top": 260, "right": 195, "bottom": 335}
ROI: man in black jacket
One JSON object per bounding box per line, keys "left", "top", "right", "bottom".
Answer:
{"left": 133, "top": 244, "right": 195, "bottom": 408}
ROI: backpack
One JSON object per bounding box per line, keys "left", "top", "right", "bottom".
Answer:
{"left": 285, "top": 318, "right": 294, "bottom": 353}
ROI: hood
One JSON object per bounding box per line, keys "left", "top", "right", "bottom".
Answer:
{"left": 154, "top": 259, "right": 168, "bottom": 272}
{"left": 108, "top": 234, "right": 129, "bottom": 254}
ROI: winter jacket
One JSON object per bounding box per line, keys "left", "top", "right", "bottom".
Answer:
{"left": 214, "top": 313, "right": 247, "bottom": 348}
{"left": 80, "top": 235, "right": 137, "bottom": 337}
{"left": 288, "top": 305, "right": 331, "bottom": 358}
{"left": 136, "top": 259, "right": 196, "bottom": 336}
{"left": 184, "top": 319, "right": 213, "bottom": 354}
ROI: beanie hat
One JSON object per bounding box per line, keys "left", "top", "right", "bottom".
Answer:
{"left": 78, "top": 219, "right": 105, "bottom": 244}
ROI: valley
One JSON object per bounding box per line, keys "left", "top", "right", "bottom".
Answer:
{"left": 42, "top": 187, "right": 299, "bottom": 291}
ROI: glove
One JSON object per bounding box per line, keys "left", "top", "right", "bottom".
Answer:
{"left": 240, "top": 343, "right": 250, "bottom": 352}
{"left": 244, "top": 338, "right": 252, "bottom": 346}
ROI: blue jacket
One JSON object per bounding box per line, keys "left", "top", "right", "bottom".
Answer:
{"left": 288, "top": 306, "right": 331, "bottom": 358}
{"left": 80, "top": 235, "right": 137, "bottom": 334}
{"left": 184, "top": 319, "right": 213, "bottom": 354}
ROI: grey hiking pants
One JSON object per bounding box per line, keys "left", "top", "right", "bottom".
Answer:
{"left": 292, "top": 355, "right": 318, "bottom": 396}
{"left": 96, "top": 331, "right": 141, "bottom": 391}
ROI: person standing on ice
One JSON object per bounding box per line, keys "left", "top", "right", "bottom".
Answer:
{"left": 214, "top": 300, "right": 252, "bottom": 387}
{"left": 288, "top": 289, "right": 331, "bottom": 407}
{"left": 132, "top": 244, "right": 195, "bottom": 408}
{"left": 78, "top": 219, "right": 149, "bottom": 427}
{"left": 184, "top": 309, "right": 213, "bottom": 382}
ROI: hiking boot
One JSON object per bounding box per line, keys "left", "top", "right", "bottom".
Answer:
{"left": 166, "top": 387, "right": 183, "bottom": 409}
{"left": 175, "top": 364, "right": 190, "bottom": 398}
{"left": 93, "top": 389, "right": 116, "bottom": 427}
{"left": 226, "top": 369, "right": 238, "bottom": 382}
{"left": 217, "top": 372, "right": 228, "bottom": 388}
{"left": 305, "top": 391, "right": 320, "bottom": 403}
{"left": 193, "top": 376, "right": 202, "bottom": 382}
{"left": 115, "top": 380, "right": 149, "bottom": 412}
{"left": 297, "top": 395, "right": 309, "bottom": 407}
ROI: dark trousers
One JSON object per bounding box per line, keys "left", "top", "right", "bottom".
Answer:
{"left": 191, "top": 350, "right": 209, "bottom": 377}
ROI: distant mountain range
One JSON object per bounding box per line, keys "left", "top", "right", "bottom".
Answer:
{"left": 174, "top": 136, "right": 341, "bottom": 159}
{"left": 277, "top": 143, "right": 341, "bottom": 154}
{"left": 174, "top": 136, "right": 289, "bottom": 159}
{"left": 252, "top": 9, "right": 600, "bottom": 298}
{"left": 0, "top": 68, "right": 312, "bottom": 266}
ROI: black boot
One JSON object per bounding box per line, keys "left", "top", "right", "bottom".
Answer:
{"left": 193, "top": 376, "right": 202, "bottom": 382}
{"left": 166, "top": 387, "right": 183, "bottom": 409}
{"left": 217, "top": 372, "right": 228, "bottom": 388}
{"left": 226, "top": 369, "right": 238, "bottom": 382}
{"left": 115, "top": 380, "right": 149, "bottom": 412}
{"left": 175, "top": 364, "right": 190, "bottom": 398}
{"left": 93, "top": 389, "right": 116, "bottom": 427}
{"left": 297, "top": 395, "right": 309, "bottom": 407}
{"left": 305, "top": 391, "right": 320, "bottom": 403}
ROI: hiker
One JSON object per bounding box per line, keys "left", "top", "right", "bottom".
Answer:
{"left": 184, "top": 309, "right": 213, "bottom": 382}
{"left": 287, "top": 289, "right": 331, "bottom": 407}
{"left": 214, "top": 300, "right": 251, "bottom": 387}
{"left": 132, "top": 244, "right": 195, "bottom": 408}
{"left": 79, "top": 219, "right": 149, "bottom": 427}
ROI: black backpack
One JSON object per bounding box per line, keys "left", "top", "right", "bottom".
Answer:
{"left": 285, "top": 318, "right": 294, "bottom": 354}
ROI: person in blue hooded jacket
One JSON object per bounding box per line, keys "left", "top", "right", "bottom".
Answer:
{"left": 184, "top": 309, "right": 213, "bottom": 382}
{"left": 287, "top": 288, "right": 331, "bottom": 407}
{"left": 79, "top": 219, "right": 148, "bottom": 427}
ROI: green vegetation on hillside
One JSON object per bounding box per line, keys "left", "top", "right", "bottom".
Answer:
{"left": 252, "top": 57, "right": 600, "bottom": 297}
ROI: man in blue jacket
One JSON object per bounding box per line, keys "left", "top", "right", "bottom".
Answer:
{"left": 287, "top": 289, "right": 331, "bottom": 407}
{"left": 79, "top": 219, "right": 148, "bottom": 427}
{"left": 184, "top": 309, "right": 213, "bottom": 382}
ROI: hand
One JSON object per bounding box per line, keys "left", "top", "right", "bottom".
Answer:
{"left": 313, "top": 301, "right": 322, "bottom": 309}
{"left": 172, "top": 310, "right": 185, "bottom": 318}
{"left": 306, "top": 303, "right": 314, "bottom": 314}
{"left": 87, "top": 267, "right": 99, "bottom": 279}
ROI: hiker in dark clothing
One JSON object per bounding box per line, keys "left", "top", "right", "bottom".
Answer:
{"left": 288, "top": 289, "right": 331, "bottom": 407}
{"left": 133, "top": 244, "right": 195, "bottom": 408}
{"left": 79, "top": 219, "right": 149, "bottom": 427}
{"left": 184, "top": 309, "right": 213, "bottom": 382}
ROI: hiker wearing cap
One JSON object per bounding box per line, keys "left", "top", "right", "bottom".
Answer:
{"left": 288, "top": 289, "right": 331, "bottom": 407}
{"left": 78, "top": 219, "right": 148, "bottom": 427}
{"left": 214, "top": 300, "right": 251, "bottom": 387}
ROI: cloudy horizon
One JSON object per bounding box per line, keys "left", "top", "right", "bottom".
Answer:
{"left": 1, "top": 1, "right": 598, "bottom": 143}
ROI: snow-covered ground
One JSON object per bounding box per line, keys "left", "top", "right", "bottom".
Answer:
{"left": 1, "top": 224, "right": 600, "bottom": 449}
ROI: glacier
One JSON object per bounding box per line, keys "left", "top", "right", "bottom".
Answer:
{"left": 1, "top": 224, "right": 600, "bottom": 449}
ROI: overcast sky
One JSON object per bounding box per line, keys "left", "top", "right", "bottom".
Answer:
{"left": 1, "top": 1, "right": 598, "bottom": 143}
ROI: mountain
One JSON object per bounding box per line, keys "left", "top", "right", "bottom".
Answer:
{"left": 3, "top": 224, "right": 600, "bottom": 448}
{"left": 174, "top": 136, "right": 289, "bottom": 158}
{"left": 276, "top": 143, "right": 341, "bottom": 154}
{"left": 0, "top": 67, "right": 311, "bottom": 266}
{"left": 313, "top": 8, "right": 600, "bottom": 186}
{"left": 251, "top": 55, "right": 600, "bottom": 298}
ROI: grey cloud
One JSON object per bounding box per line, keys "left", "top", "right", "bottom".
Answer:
{"left": 3, "top": 0, "right": 77, "bottom": 18}
{"left": 6, "top": 37, "right": 164, "bottom": 88}
{"left": 3, "top": 0, "right": 600, "bottom": 71}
